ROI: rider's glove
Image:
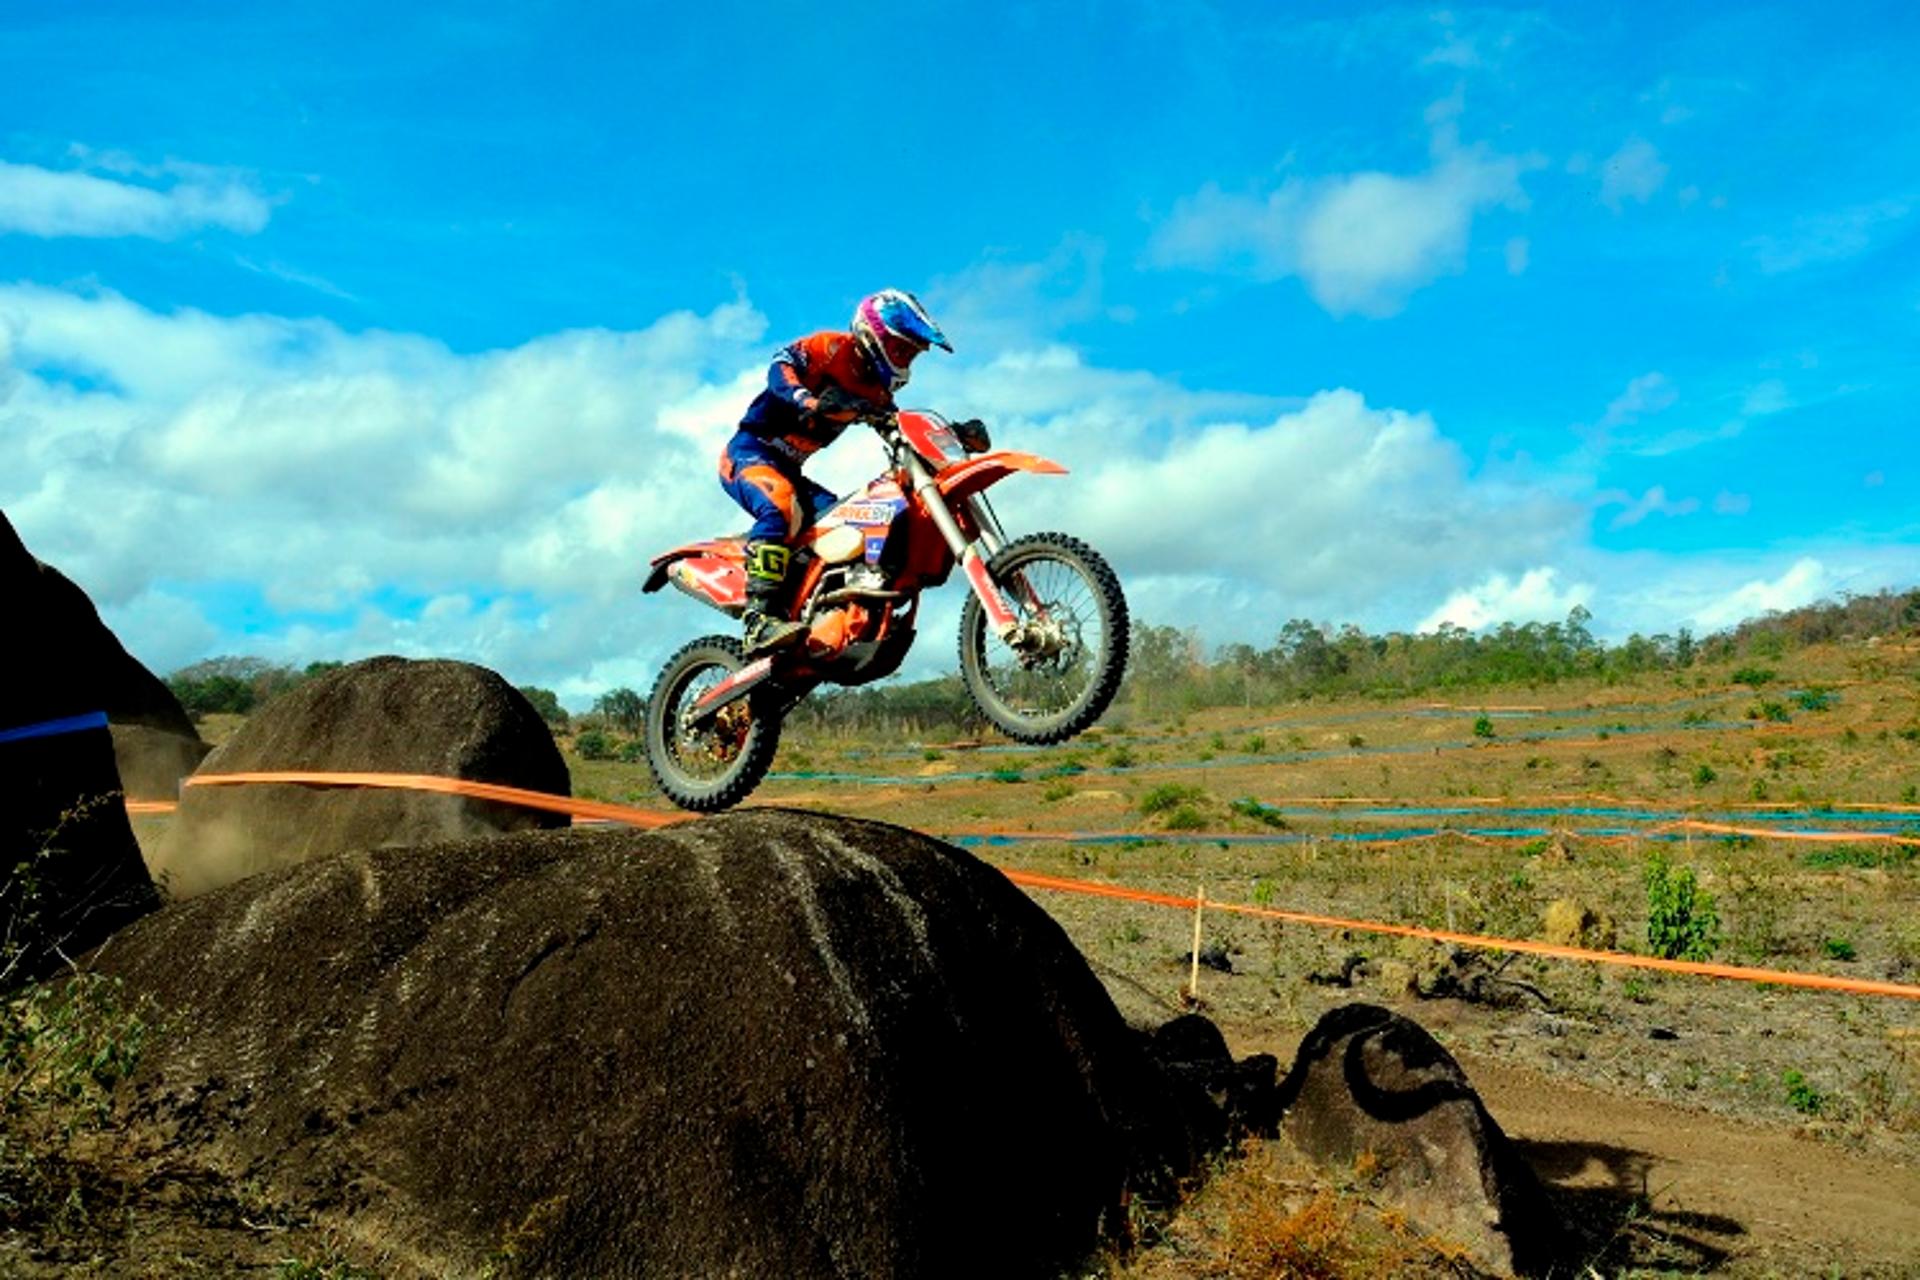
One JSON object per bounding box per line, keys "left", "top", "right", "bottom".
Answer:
{"left": 951, "top": 418, "right": 991, "bottom": 454}
{"left": 809, "top": 386, "right": 872, "bottom": 422}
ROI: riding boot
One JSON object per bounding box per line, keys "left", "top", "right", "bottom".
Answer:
{"left": 742, "top": 541, "right": 806, "bottom": 655}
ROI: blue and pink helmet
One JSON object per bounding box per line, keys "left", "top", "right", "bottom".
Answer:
{"left": 852, "top": 289, "right": 951, "bottom": 391}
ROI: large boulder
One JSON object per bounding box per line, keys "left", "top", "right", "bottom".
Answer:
{"left": 93, "top": 810, "right": 1218, "bottom": 1278}
{"left": 0, "top": 512, "right": 201, "bottom": 741}
{"left": 1277, "top": 1003, "right": 1566, "bottom": 1276}
{"left": 1, "top": 511, "right": 162, "bottom": 982}
{"left": 151, "top": 656, "right": 569, "bottom": 898}
{"left": 0, "top": 511, "right": 208, "bottom": 802}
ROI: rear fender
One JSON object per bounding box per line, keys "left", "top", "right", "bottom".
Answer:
{"left": 645, "top": 539, "right": 748, "bottom": 614}
{"left": 934, "top": 450, "right": 1067, "bottom": 505}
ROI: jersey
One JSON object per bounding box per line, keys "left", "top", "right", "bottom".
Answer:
{"left": 738, "top": 331, "right": 896, "bottom": 464}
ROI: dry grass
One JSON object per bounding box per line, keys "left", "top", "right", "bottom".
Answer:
{"left": 1105, "top": 1141, "right": 1472, "bottom": 1279}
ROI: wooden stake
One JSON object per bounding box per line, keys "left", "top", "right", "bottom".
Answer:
{"left": 1189, "top": 883, "right": 1205, "bottom": 1000}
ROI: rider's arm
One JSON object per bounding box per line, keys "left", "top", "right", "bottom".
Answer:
{"left": 765, "top": 342, "right": 821, "bottom": 416}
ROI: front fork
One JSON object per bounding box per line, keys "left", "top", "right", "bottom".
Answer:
{"left": 899, "top": 451, "right": 1039, "bottom": 641}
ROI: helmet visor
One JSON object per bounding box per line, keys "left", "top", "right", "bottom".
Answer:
{"left": 876, "top": 326, "right": 927, "bottom": 375}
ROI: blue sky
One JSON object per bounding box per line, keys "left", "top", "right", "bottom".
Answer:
{"left": 2, "top": 2, "right": 1915, "bottom": 704}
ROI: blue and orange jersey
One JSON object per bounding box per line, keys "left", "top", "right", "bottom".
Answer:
{"left": 739, "top": 331, "right": 895, "bottom": 461}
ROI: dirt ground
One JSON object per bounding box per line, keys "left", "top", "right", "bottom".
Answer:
{"left": 730, "top": 642, "right": 1920, "bottom": 1275}
{"left": 53, "top": 641, "right": 1920, "bottom": 1276}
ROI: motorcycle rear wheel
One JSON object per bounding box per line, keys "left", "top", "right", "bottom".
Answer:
{"left": 958, "top": 532, "right": 1129, "bottom": 744}
{"left": 643, "top": 635, "right": 782, "bottom": 811}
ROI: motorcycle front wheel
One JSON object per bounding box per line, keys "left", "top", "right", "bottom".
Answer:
{"left": 958, "top": 532, "right": 1129, "bottom": 744}
{"left": 643, "top": 635, "right": 782, "bottom": 811}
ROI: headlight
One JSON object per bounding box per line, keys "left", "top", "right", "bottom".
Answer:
{"left": 954, "top": 418, "right": 991, "bottom": 453}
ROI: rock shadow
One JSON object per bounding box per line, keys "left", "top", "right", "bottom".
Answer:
{"left": 1514, "top": 1137, "right": 1742, "bottom": 1273}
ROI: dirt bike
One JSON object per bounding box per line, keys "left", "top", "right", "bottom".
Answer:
{"left": 641, "top": 409, "right": 1128, "bottom": 811}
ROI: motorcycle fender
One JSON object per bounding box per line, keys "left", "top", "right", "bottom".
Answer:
{"left": 650, "top": 555, "right": 748, "bottom": 615}
{"left": 934, "top": 450, "right": 1067, "bottom": 504}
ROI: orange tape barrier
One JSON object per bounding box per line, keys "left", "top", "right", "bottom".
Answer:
{"left": 1667, "top": 819, "right": 1920, "bottom": 847}
{"left": 126, "top": 772, "right": 1919, "bottom": 999}
{"left": 1270, "top": 793, "right": 1920, "bottom": 815}
{"left": 946, "top": 818, "right": 1920, "bottom": 848}
{"left": 1002, "top": 869, "right": 1920, "bottom": 1001}
{"left": 182, "top": 771, "right": 682, "bottom": 829}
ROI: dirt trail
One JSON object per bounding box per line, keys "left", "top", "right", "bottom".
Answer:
{"left": 1230, "top": 1017, "right": 1919, "bottom": 1273}
{"left": 1462, "top": 1051, "right": 1920, "bottom": 1274}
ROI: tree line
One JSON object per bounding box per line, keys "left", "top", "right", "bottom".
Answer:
{"left": 166, "top": 587, "right": 1920, "bottom": 741}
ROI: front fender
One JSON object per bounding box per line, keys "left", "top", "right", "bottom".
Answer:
{"left": 933, "top": 450, "right": 1068, "bottom": 504}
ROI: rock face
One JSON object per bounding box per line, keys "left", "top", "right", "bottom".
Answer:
{"left": 1278, "top": 1003, "right": 1565, "bottom": 1277}
{"left": 0, "top": 512, "right": 201, "bottom": 742}
{"left": 94, "top": 811, "right": 1217, "bottom": 1279}
{"left": 1, "top": 511, "right": 163, "bottom": 982}
{"left": 151, "top": 656, "right": 569, "bottom": 898}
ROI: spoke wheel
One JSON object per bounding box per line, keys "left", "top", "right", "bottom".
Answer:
{"left": 958, "top": 532, "right": 1128, "bottom": 744}
{"left": 644, "top": 635, "right": 781, "bottom": 811}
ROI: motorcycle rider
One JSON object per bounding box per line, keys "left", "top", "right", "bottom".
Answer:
{"left": 720, "top": 288, "right": 951, "bottom": 653}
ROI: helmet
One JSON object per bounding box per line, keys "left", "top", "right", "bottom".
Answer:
{"left": 852, "top": 289, "right": 951, "bottom": 391}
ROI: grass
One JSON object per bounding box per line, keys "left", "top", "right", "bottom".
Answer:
{"left": 1108, "top": 1140, "right": 1469, "bottom": 1279}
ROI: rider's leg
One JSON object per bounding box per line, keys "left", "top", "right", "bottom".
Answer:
{"left": 718, "top": 439, "right": 808, "bottom": 653}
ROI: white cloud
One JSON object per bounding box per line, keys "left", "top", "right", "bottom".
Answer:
{"left": 1147, "top": 124, "right": 1534, "bottom": 316}
{"left": 1599, "top": 372, "right": 1677, "bottom": 428}
{"left": 1416, "top": 567, "right": 1591, "bottom": 632}
{"left": 1712, "top": 491, "right": 1751, "bottom": 516}
{"left": 1504, "top": 236, "right": 1530, "bottom": 275}
{"left": 7, "top": 277, "right": 1910, "bottom": 704}
{"left": 0, "top": 154, "right": 270, "bottom": 239}
{"left": 1017, "top": 387, "right": 1581, "bottom": 625}
{"left": 1, "top": 285, "right": 770, "bottom": 698}
{"left": 1690, "top": 557, "right": 1833, "bottom": 631}
{"left": 1747, "top": 200, "right": 1912, "bottom": 274}
{"left": 1588, "top": 372, "right": 1797, "bottom": 459}
{"left": 1598, "top": 138, "right": 1668, "bottom": 211}
{"left": 1600, "top": 485, "right": 1700, "bottom": 529}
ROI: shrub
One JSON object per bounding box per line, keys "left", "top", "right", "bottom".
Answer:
{"left": 1783, "top": 1069, "right": 1825, "bottom": 1115}
{"left": 1472, "top": 716, "right": 1495, "bottom": 739}
{"left": 1731, "top": 666, "right": 1776, "bottom": 688}
{"left": 1106, "top": 745, "right": 1137, "bottom": 769}
{"left": 1822, "top": 938, "right": 1857, "bottom": 962}
{"left": 1644, "top": 851, "right": 1721, "bottom": 960}
{"left": 1229, "top": 798, "right": 1289, "bottom": 829}
{"left": 573, "top": 728, "right": 614, "bottom": 761}
{"left": 1163, "top": 804, "right": 1208, "bottom": 831}
{"left": 989, "top": 766, "right": 1025, "bottom": 784}
{"left": 1041, "top": 779, "right": 1075, "bottom": 803}
{"left": 1691, "top": 763, "right": 1717, "bottom": 787}
{"left": 1140, "top": 783, "right": 1207, "bottom": 816}
{"left": 1243, "top": 734, "right": 1267, "bottom": 755}
{"left": 1, "top": 971, "right": 154, "bottom": 1223}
